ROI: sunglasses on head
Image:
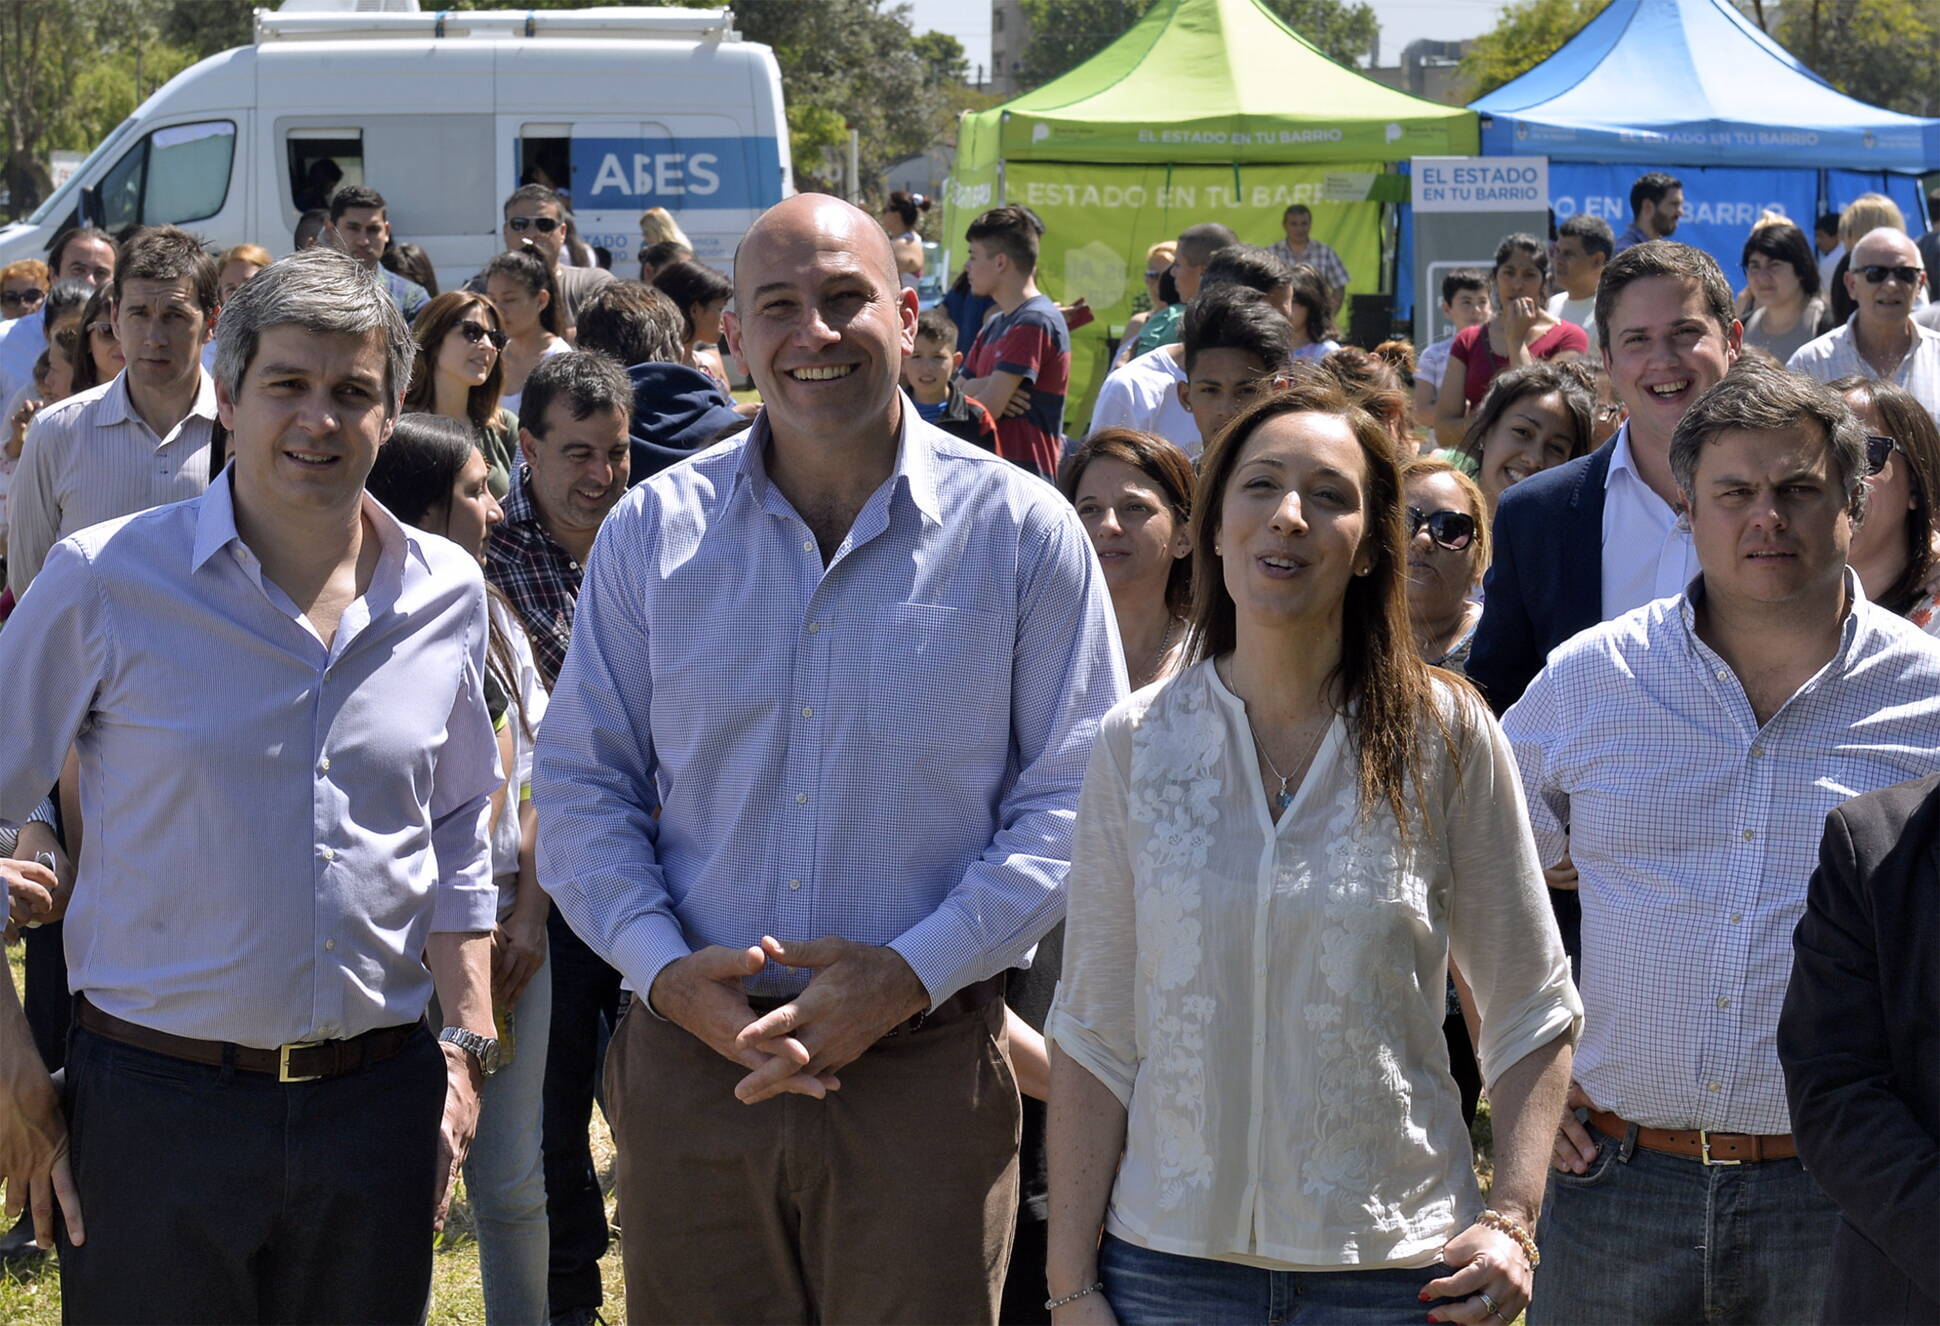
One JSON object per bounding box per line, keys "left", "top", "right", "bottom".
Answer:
{"left": 507, "top": 215, "right": 561, "bottom": 234}
{"left": 1407, "top": 506, "right": 1477, "bottom": 552}
{"left": 1859, "top": 264, "right": 1922, "bottom": 286}
{"left": 455, "top": 319, "right": 507, "bottom": 350}
{"left": 1, "top": 288, "right": 44, "bottom": 309}
{"left": 1865, "top": 434, "right": 1901, "bottom": 475}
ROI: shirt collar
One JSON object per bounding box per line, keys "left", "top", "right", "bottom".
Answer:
{"left": 191, "top": 465, "right": 424, "bottom": 576}
{"left": 1603, "top": 421, "right": 1637, "bottom": 487}
{"left": 734, "top": 401, "right": 941, "bottom": 527}
{"left": 1677, "top": 565, "right": 1868, "bottom": 673}
{"left": 92, "top": 366, "right": 220, "bottom": 429}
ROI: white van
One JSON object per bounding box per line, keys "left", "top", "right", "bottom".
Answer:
{"left": 0, "top": 4, "right": 792, "bottom": 290}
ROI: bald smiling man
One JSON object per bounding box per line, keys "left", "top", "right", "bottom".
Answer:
{"left": 532, "top": 194, "right": 1126, "bottom": 1323}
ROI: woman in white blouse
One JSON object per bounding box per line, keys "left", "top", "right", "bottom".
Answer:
{"left": 1045, "top": 381, "right": 1581, "bottom": 1325}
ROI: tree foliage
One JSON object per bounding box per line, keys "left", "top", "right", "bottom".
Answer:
{"left": 1017, "top": 0, "right": 1379, "bottom": 90}
{"left": 1770, "top": 0, "right": 1940, "bottom": 116}
{"left": 1458, "top": 0, "right": 1609, "bottom": 100}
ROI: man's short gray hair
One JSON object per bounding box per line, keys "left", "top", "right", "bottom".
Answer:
{"left": 214, "top": 248, "right": 414, "bottom": 414}
{"left": 1669, "top": 357, "right": 1869, "bottom": 520}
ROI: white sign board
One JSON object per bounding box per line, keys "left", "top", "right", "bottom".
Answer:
{"left": 1411, "top": 157, "right": 1549, "bottom": 214}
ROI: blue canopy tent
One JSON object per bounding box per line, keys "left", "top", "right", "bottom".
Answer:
{"left": 1391, "top": 0, "right": 1940, "bottom": 320}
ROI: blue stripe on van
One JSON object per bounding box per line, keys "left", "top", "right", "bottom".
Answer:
{"left": 570, "top": 136, "right": 783, "bottom": 211}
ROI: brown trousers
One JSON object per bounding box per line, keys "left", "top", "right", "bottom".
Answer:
{"left": 606, "top": 995, "right": 1022, "bottom": 1325}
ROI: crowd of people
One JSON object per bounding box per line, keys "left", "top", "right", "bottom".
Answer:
{"left": 0, "top": 158, "right": 1929, "bottom": 1326}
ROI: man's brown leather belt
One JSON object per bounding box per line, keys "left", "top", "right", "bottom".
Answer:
{"left": 747, "top": 973, "right": 1005, "bottom": 1040}
{"left": 77, "top": 995, "right": 418, "bottom": 1083}
{"left": 1588, "top": 1109, "right": 1796, "bottom": 1164}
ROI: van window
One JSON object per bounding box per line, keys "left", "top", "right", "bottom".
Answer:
{"left": 288, "top": 130, "right": 364, "bottom": 213}
{"left": 93, "top": 119, "right": 236, "bottom": 231}
{"left": 519, "top": 128, "right": 571, "bottom": 195}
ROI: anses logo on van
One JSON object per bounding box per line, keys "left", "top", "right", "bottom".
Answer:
{"left": 572, "top": 136, "right": 783, "bottom": 211}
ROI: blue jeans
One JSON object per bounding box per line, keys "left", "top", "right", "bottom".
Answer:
{"left": 1531, "top": 1124, "right": 1838, "bottom": 1325}
{"left": 1099, "top": 1232, "right": 1463, "bottom": 1326}
{"left": 465, "top": 945, "right": 552, "bottom": 1325}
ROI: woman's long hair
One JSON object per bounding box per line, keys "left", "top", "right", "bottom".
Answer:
{"left": 1058, "top": 427, "right": 1197, "bottom": 619}
{"left": 70, "top": 285, "right": 115, "bottom": 394}
{"left": 403, "top": 292, "right": 505, "bottom": 430}
{"left": 1831, "top": 375, "right": 1940, "bottom": 618}
{"left": 1458, "top": 361, "right": 1596, "bottom": 472}
{"left": 365, "top": 414, "right": 532, "bottom": 740}
{"left": 652, "top": 259, "right": 733, "bottom": 344}
{"left": 1186, "top": 381, "right": 1460, "bottom": 835}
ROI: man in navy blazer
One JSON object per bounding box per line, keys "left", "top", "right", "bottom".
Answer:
{"left": 1468, "top": 240, "right": 1745, "bottom": 715}
{"left": 1779, "top": 773, "right": 1940, "bottom": 1325}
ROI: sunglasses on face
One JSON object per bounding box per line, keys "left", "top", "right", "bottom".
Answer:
{"left": 455, "top": 319, "right": 507, "bottom": 350}
{"left": 507, "top": 216, "right": 561, "bottom": 234}
{"left": 1407, "top": 506, "right": 1477, "bottom": 552}
{"left": 88, "top": 321, "right": 115, "bottom": 339}
{"left": 1, "top": 289, "right": 44, "bottom": 309}
{"left": 1865, "top": 434, "right": 1901, "bottom": 475}
{"left": 1144, "top": 269, "right": 1164, "bottom": 280}
{"left": 1859, "top": 265, "right": 1922, "bottom": 286}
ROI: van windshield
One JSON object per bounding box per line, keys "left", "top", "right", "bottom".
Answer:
{"left": 28, "top": 117, "right": 136, "bottom": 225}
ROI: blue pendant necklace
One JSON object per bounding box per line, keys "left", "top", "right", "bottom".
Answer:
{"left": 1249, "top": 714, "right": 1329, "bottom": 812}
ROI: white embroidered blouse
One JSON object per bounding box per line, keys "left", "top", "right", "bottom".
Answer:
{"left": 1047, "top": 660, "right": 1581, "bottom": 1270}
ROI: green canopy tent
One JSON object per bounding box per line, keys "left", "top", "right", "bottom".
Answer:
{"left": 942, "top": 0, "right": 1477, "bottom": 428}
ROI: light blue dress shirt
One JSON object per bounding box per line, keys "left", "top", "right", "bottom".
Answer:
{"left": 1503, "top": 572, "right": 1940, "bottom": 1134}
{"left": 534, "top": 409, "right": 1126, "bottom": 1007}
{"left": 0, "top": 470, "right": 501, "bottom": 1048}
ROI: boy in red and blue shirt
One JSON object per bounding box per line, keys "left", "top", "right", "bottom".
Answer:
{"left": 961, "top": 205, "right": 1069, "bottom": 478}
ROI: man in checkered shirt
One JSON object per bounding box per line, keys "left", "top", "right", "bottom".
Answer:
{"left": 1502, "top": 358, "right": 1940, "bottom": 1325}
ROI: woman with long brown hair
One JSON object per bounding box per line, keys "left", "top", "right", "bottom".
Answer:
{"left": 1045, "top": 381, "right": 1579, "bottom": 1326}
{"left": 403, "top": 291, "right": 519, "bottom": 498}
{"left": 1832, "top": 376, "right": 1940, "bottom": 631}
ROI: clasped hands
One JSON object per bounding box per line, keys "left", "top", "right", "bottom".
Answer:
{"left": 648, "top": 935, "right": 929, "bottom": 1105}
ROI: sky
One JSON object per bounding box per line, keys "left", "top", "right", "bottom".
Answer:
{"left": 901, "top": 0, "right": 1511, "bottom": 81}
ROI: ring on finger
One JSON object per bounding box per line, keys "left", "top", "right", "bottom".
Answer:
{"left": 1478, "top": 1290, "right": 1499, "bottom": 1318}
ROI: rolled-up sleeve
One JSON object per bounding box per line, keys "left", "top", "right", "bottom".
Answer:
{"left": 533, "top": 502, "right": 691, "bottom": 999}
{"left": 1045, "top": 711, "right": 1139, "bottom": 1106}
{"left": 1444, "top": 695, "right": 1582, "bottom": 1088}
{"left": 429, "top": 583, "right": 501, "bottom": 932}
{"left": 889, "top": 504, "right": 1127, "bottom": 1005}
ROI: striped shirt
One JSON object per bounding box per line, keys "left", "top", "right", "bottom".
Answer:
{"left": 533, "top": 408, "right": 1125, "bottom": 1006}
{"left": 7, "top": 370, "right": 217, "bottom": 596}
{"left": 1502, "top": 574, "right": 1940, "bottom": 1134}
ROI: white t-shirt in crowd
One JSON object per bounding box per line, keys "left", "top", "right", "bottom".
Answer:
{"left": 1087, "top": 345, "right": 1200, "bottom": 458}
{"left": 1547, "top": 291, "right": 1599, "bottom": 349}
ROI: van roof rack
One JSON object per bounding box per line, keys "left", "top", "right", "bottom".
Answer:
{"left": 255, "top": 5, "right": 739, "bottom": 45}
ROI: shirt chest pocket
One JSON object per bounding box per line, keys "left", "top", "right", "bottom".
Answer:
{"left": 865, "top": 602, "right": 1011, "bottom": 757}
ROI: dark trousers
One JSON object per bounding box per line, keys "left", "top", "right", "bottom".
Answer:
{"left": 56, "top": 1023, "right": 446, "bottom": 1325}
{"left": 542, "top": 910, "right": 625, "bottom": 1314}
{"left": 21, "top": 920, "right": 68, "bottom": 1071}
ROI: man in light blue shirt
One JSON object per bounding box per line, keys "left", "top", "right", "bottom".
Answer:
{"left": 1504, "top": 359, "right": 1940, "bottom": 1324}
{"left": 534, "top": 194, "right": 1124, "bottom": 1323}
{"left": 0, "top": 250, "right": 502, "bottom": 1321}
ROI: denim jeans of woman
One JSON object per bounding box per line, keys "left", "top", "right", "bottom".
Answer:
{"left": 1099, "top": 1231, "right": 1466, "bottom": 1325}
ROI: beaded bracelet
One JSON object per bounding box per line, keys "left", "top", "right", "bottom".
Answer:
{"left": 1045, "top": 1281, "right": 1105, "bottom": 1311}
{"left": 1478, "top": 1208, "right": 1540, "bottom": 1269}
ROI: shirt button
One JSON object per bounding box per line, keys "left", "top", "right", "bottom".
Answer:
{"left": 796, "top": 792, "right": 809, "bottom": 805}
{"left": 1716, "top": 996, "right": 1730, "bottom": 1009}
{"left": 1707, "top": 1081, "right": 1721, "bottom": 1093}
{"left": 1749, "top": 746, "right": 1763, "bottom": 759}
{"left": 802, "top": 539, "right": 815, "bottom": 553}
{"left": 320, "top": 846, "right": 336, "bottom": 862}
{"left": 1714, "top": 668, "right": 1729, "bottom": 681}
{"left": 319, "top": 756, "right": 331, "bottom": 773}
{"left": 801, "top": 705, "right": 813, "bottom": 718}
{"left": 806, "top": 621, "right": 822, "bottom": 634}
{"left": 1742, "top": 829, "right": 1754, "bottom": 841}
{"left": 324, "top": 938, "right": 336, "bottom": 952}
{"left": 788, "top": 879, "right": 801, "bottom": 891}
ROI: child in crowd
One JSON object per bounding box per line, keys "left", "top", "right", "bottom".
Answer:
{"left": 903, "top": 307, "right": 999, "bottom": 451}
{"left": 1412, "top": 268, "right": 1491, "bottom": 425}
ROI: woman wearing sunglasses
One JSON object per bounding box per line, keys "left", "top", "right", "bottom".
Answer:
{"left": 1453, "top": 361, "right": 1596, "bottom": 515}
{"left": 67, "top": 285, "right": 122, "bottom": 395}
{"left": 1832, "top": 376, "right": 1940, "bottom": 633}
{"left": 403, "top": 292, "right": 520, "bottom": 499}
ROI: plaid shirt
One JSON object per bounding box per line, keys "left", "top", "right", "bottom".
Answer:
{"left": 484, "top": 469, "right": 581, "bottom": 689}
{"left": 1267, "top": 238, "right": 1350, "bottom": 298}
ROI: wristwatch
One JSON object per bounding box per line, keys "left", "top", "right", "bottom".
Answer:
{"left": 438, "top": 1025, "right": 502, "bottom": 1076}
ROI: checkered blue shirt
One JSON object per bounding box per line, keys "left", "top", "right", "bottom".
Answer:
{"left": 1503, "top": 573, "right": 1940, "bottom": 1133}
{"left": 533, "top": 408, "right": 1126, "bottom": 1005}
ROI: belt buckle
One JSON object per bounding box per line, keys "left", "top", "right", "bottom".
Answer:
{"left": 1698, "top": 1130, "right": 1741, "bottom": 1166}
{"left": 278, "top": 1041, "right": 324, "bottom": 1083}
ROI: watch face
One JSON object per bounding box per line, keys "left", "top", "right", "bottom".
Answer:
{"left": 477, "top": 1037, "right": 502, "bottom": 1074}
